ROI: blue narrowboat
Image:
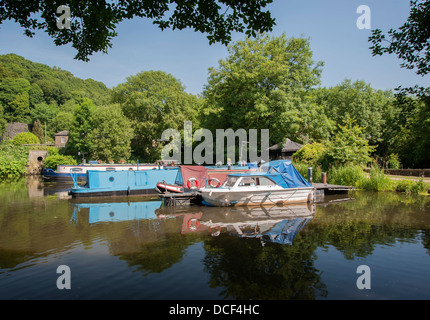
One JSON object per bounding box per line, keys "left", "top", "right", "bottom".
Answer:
{"left": 70, "top": 167, "right": 179, "bottom": 198}
{"left": 43, "top": 162, "right": 161, "bottom": 181}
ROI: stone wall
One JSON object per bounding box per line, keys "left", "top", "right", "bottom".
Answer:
{"left": 365, "top": 168, "right": 430, "bottom": 177}
{"left": 1, "top": 122, "right": 30, "bottom": 141}
{"left": 27, "top": 150, "right": 49, "bottom": 175}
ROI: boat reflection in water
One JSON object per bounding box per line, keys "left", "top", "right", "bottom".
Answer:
{"left": 72, "top": 200, "right": 162, "bottom": 223}
{"left": 72, "top": 200, "right": 315, "bottom": 245}
{"left": 159, "top": 204, "right": 316, "bottom": 245}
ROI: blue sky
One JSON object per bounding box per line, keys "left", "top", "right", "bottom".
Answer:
{"left": 0, "top": 0, "right": 427, "bottom": 95}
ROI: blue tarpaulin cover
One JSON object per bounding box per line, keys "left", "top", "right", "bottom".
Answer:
{"left": 261, "top": 160, "right": 312, "bottom": 188}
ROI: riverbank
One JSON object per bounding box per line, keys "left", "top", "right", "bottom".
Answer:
{"left": 295, "top": 163, "right": 430, "bottom": 195}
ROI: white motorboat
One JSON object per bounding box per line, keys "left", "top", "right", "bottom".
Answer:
{"left": 199, "top": 160, "right": 315, "bottom": 207}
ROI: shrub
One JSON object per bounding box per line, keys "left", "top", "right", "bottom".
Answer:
{"left": 359, "top": 166, "right": 394, "bottom": 191}
{"left": 43, "top": 154, "right": 77, "bottom": 170}
{"left": 395, "top": 179, "right": 427, "bottom": 194}
{"left": 0, "top": 143, "right": 29, "bottom": 179}
{"left": 387, "top": 153, "right": 401, "bottom": 169}
{"left": 12, "top": 132, "right": 40, "bottom": 145}
{"left": 410, "top": 179, "right": 427, "bottom": 194}
{"left": 395, "top": 180, "right": 415, "bottom": 193}
{"left": 293, "top": 143, "right": 326, "bottom": 167}
{"left": 0, "top": 157, "right": 27, "bottom": 179}
{"left": 328, "top": 165, "right": 367, "bottom": 187}
{"left": 319, "top": 117, "right": 375, "bottom": 171}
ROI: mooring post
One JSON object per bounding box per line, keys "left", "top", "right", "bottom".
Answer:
{"left": 308, "top": 167, "right": 313, "bottom": 183}
{"left": 321, "top": 172, "right": 327, "bottom": 184}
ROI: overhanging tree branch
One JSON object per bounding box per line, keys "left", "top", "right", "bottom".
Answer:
{"left": 0, "top": 0, "right": 276, "bottom": 62}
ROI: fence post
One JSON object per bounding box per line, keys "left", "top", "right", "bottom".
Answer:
{"left": 308, "top": 167, "right": 313, "bottom": 183}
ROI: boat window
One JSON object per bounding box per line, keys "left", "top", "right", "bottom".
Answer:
{"left": 236, "top": 176, "right": 277, "bottom": 186}
{"left": 239, "top": 177, "right": 257, "bottom": 186}
{"left": 256, "top": 176, "right": 277, "bottom": 186}
{"left": 224, "top": 176, "right": 239, "bottom": 187}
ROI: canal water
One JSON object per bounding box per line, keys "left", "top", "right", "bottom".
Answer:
{"left": 0, "top": 177, "right": 429, "bottom": 300}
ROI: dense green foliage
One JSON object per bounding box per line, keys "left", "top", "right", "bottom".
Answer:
{"left": 313, "top": 79, "right": 392, "bottom": 146}
{"left": 0, "top": 53, "right": 109, "bottom": 139}
{"left": 0, "top": 143, "right": 28, "bottom": 179}
{"left": 87, "top": 103, "right": 134, "bottom": 162}
{"left": 11, "top": 132, "right": 40, "bottom": 145}
{"left": 293, "top": 143, "right": 326, "bottom": 168}
{"left": 318, "top": 117, "right": 375, "bottom": 171}
{"left": 368, "top": 0, "right": 430, "bottom": 168}
{"left": 111, "top": 70, "right": 202, "bottom": 162}
{"left": 0, "top": 26, "right": 429, "bottom": 180}
{"left": 65, "top": 99, "right": 134, "bottom": 163}
{"left": 202, "top": 33, "right": 330, "bottom": 145}
{"left": 43, "top": 154, "right": 77, "bottom": 170}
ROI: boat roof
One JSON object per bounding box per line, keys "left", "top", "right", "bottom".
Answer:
{"left": 226, "top": 172, "right": 276, "bottom": 177}
{"left": 227, "top": 160, "right": 312, "bottom": 189}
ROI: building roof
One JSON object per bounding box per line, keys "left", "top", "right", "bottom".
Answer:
{"left": 268, "top": 138, "right": 303, "bottom": 152}
{"left": 55, "top": 130, "right": 69, "bottom": 136}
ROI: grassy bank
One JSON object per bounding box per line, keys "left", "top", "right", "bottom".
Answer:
{"left": 298, "top": 163, "right": 429, "bottom": 194}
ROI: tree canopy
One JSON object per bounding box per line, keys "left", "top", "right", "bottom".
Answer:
{"left": 313, "top": 79, "right": 393, "bottom": 146}
{"left": 202, "top": 33, "right": 329, "bottom": 145}
{"left": 369, "top": 0, "right": 430, "bottom": 97}
{"left": 368, "top": 0, "right": 430, "bottom": 167}
{"left": 0, "top": 0, "right": 276, "bottom": 61}
{"left": 369, "top": 0, "right": 430, "bottom": 77}
{"left": 111, "top": 70, "right": 202, "bottom": 161}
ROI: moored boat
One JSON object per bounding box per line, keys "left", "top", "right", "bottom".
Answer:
{"left": 43, "top": 162, "right": 163, "bottom": 181}
{"left": 155, "top": 164, "right": 256, "bottom": 193}
{"left": 199, "top": 160, "right": 315, "bottom": 207}
{"left": 70, "top": 167, "right": 179, "bottom": 198}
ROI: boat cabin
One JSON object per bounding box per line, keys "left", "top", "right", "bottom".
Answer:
{"left": 223, "top": 174, "right": 280, "bottom": 188}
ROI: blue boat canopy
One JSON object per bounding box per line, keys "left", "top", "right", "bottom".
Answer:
{"left": 261, "top": 160, "right": 312, "bottom": 188}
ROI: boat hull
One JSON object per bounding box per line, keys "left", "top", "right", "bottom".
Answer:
{"left": 200, "top": 187, "right": 314, "bottom": 207}
{"left": 42, "top": 168, "right": 86, "bottom": 181}
{"left": 71, "top": 187, "right": 159, "bottom": 198}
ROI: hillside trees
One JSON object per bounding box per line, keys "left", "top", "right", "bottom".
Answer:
{"left": 0, "top": 53, "right": 110, "bottom": 144}
{"left": 0, "top": 78, "right": 31, "bottom": 122}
